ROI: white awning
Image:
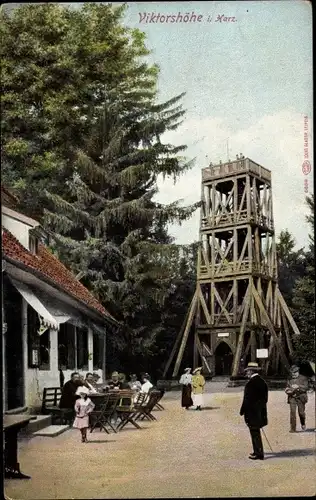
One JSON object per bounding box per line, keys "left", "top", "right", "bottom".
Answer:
{"left": 39, "top": 300, "right": 72, "bottom": 326}
{"left": 10, "top": 278, "right": 59, "bottom": 332}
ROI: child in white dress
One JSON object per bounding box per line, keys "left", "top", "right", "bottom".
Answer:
{"left": 73, "top": 389, "right": 95, "bottom": 443}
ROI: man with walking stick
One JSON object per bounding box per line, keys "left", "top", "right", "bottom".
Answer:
{"left": 240, "top": 362, "right": 268, "bottom": 460}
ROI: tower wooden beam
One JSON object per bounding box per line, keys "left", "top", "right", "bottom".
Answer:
{"left": 172, "top": 291, "right": 198, "bottom": 377}
{"left": 280, "top": 308, "right": 294, "bottom": 355}
{"left": 276, "top": 289, "right": 300, "bottom": 336}
{"left": 162, "top": 297, "right": 193, "bottom": 378}
{"left": 231, "top": 284, "right": 251, "bottom": 377}
{"left": 252, "top": 286, "right": 290, "bottom": 372}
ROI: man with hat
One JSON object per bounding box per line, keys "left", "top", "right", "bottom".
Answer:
{"left": 240, "top": 362, "right": 268, "bottom": 460}
{"left": 285, "top": 363, "right": 311, "bottom": 433}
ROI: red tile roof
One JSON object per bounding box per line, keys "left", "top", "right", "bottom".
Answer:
{"left": 2, "top": 228, "right": 117, "bottom": 323}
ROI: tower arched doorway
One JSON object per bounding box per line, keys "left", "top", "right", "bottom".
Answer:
{"left": 215, "top": 342, "right": 234, "bottom": 376}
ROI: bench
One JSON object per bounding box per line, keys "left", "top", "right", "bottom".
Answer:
{"left": 41, "top": 387, "right": 73, "bottom": 424}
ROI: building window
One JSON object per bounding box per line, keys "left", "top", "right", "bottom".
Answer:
{"left": 58, "top": 323, "right": 76, "bottom": 370}
{"left": 77, "top": 327, "right": 88, "bottom": 371}
{"left": 29, "top": 235, "right": 39, "bottom": 254}
{"left": 27, "top": 306, "right": 50, "bottom": 370}
{"left": 58, "top": 323, "right": 88, "bottom": 371}
{"left": 39, "top": 329, "right": 50, "bottom": 370}
{"left": 93, "top": 333, "right": 104, "bottom": 370}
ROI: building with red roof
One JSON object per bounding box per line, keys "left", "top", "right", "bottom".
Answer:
{"left": 1, "top": 186, "right": 118, "bottom": 412}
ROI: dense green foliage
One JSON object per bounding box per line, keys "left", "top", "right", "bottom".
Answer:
{"left": 275, "top": 196, "right": 314, "bottom": 363}
{"left": 276, "top": 229, "right": 306, "bottom": 304}
{"left": 1, "top": 3, "right": 162, "bottom": 216}
{"left": 291, "top": 195, "right": 315, "bottom": 362}
{"left": 1, "top": 3, "right": 199, "bottom": 376}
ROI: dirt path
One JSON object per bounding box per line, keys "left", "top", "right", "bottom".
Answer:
{"left": 5, "top": 387, "right": 316, "bottom": 499}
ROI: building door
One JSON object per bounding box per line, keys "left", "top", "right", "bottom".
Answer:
{"left": 215, "top": 342, "right": 234, "bottom": 376}
{"left": 3, "top": 275, "right": 24, "bottom": 410}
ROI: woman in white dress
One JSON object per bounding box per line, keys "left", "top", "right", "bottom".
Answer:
{"left": 140, "top": 374, "right": 153, "bottom": 394}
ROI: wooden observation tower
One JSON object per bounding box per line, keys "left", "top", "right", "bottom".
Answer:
{"left": 164, "top": 156, "right": 300, "bottom": 379}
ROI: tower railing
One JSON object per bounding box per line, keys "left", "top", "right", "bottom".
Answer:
{"left": 202, "top": 158, "right": 271, "bottom": 182}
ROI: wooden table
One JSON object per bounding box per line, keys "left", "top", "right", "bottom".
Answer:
{"left": 3, "top": 414, "right": 32, "bottom": 479}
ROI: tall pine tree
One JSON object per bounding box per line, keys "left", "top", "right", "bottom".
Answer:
{"left": 44, "top": 100, "right": 198, "bottom": 372}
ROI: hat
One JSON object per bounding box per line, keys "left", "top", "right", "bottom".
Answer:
{"left": 193, "top": 367, "right": 202, "bottom": 374}
{"left": 184, "top": 367, "right": 191, "bottom": 373}
{"left": 76, "top": 385, "right": 90, "bottom": 396}
{"left": 111, "top": 371, "right": 119, "bottom": 377}
{"left": 244, "top": 362, "right": 261, "bottom": 371}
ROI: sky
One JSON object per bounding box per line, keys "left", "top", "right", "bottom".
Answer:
{"left": 5, "top": 1, "right": 313, "bottom": 248}
{"left": 122, "top": 1, "right": 313, "bottom": 248}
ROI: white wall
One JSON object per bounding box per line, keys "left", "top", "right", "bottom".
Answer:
{"left": 22, "top": 315, "right": 104, "bottom": 410}
{"left": 2, "top": 212, "right": 31, "bottom": 250}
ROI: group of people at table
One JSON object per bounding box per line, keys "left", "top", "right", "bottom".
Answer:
{"left": 59, "top": 371, "right": 155, "bottom": 442}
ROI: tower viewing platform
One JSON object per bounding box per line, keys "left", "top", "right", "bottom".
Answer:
{"left": 202, "top": 157, "right": 271, "bottom": 183}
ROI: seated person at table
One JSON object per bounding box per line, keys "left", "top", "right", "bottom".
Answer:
{"left": 59, "top": 372, "right": 82, "bottom": 411}
{"left": 108, "top": 371, "right": 122, "bottom": 390}
{"left": 118, "top": 373, "right": 130, "bottom": 389}
{"left": 128, "top": 374, "right": 142, "bottom": 392}
{"left": 93, "top": 372, "right": 101, "bottom": 385}
{"left": 140, "top": 373, "right": 153, "bottom": 394}
{"left": 84, "top": 373, "right": 98, "bottom": 393}
{"left": 118, "top": 373, "right": 133, "bottom": 405}
{"left": 79, "top": 373, "right": 88, "bottom": 386}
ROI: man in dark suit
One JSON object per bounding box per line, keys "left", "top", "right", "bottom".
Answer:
{"left": 59, "top": 372, "right": 82, "bottom": 410}
{"left": 240, "top": 362, "right": 268, "bottom": 460}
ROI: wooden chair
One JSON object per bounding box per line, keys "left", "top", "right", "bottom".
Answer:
{"left": 115, "top": 390, "right": 142, "bottom": 431}
{"left": 134, "top": 391, "right": 161, "bottom": 422}
{"left": 153, "top": 390, "right": 165, "bottom": 411}
{"left": 134, "top": 392, "right": 148, "bottom": 406}
{"left": 89, "top": 393, "right": 120, "bottom": 434}
{"left": 41, "top": 387, "right": 73, "bottom": 424}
